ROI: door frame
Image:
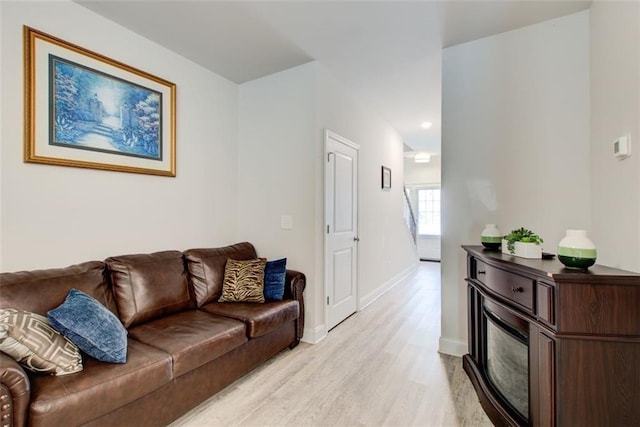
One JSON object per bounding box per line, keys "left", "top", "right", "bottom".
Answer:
{"left": 324, "top": 129, "right": 360, "bottom": 333}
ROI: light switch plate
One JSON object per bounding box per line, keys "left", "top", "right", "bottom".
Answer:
{"left": 280, "top": 215, "right": 293, "bottom": 230}
{"left": 613, "top": 135, "right": 631, "bottom": 159}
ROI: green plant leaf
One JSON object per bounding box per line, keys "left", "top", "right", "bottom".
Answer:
{"left": 503, "top": 227, "right": 543, "bottom": 254}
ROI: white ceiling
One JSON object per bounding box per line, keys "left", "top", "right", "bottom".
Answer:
{"left": 77, "top": 0, "right": 592, "bottom": 155}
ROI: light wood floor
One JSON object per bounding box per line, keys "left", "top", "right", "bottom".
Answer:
{"left": 171, "top": 262, "right": 492, "bottom": 427}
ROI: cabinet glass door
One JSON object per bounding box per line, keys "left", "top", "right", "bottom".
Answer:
{"left": 485, "top": 312, "right": 529, "bottom": 420}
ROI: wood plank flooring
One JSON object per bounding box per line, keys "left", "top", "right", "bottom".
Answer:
{"left": 170, "top": 262, "right": 492, "bottom": 426}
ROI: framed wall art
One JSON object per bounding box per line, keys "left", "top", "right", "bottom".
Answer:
{"left": 24, "top": 26, "right": 176, "bottom": 176}
{"left": 381, "top": 166, "right": 391, "bottom": 190}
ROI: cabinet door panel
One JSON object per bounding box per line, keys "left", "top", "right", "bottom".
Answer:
{"left": 536, "top": 282, "right": 555, "bottom": 327}
{"left": 557, "top": 339, "right": 640, "bottom": 426}
{"left": 538, "top": 333, "right": 555, "bottom": 427}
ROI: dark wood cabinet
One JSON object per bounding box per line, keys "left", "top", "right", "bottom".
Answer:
{"left": 462, "top": 245, "right": 640, "bottom": 426}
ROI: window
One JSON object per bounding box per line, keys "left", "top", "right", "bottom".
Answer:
{"left": 417, "top": 188, "right": 440, "bottom": 235}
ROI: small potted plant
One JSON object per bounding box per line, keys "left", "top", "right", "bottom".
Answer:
{"left": 502, "top": 227, "right": 543, "bottom": 259}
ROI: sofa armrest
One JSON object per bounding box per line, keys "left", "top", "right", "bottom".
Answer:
{"left": 0, "top": 352, "right": 30, "bottom": 427}
{"left": 284, "top": 270, "right": 306, "bottom": 342}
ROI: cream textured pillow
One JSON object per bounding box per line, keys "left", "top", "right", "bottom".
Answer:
{"left": 218, "top": 258, "right": 267, "bottom": 303}
{"left": 0, "top": 308, "right": 83, "bottom": 375}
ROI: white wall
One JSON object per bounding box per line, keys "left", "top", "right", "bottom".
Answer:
{"left": 441, "top": 12, "right": 590, "bottom": 355}
{"left": 0, "top": 1, "right": 239, "bottom": 271}
{"left": 237, "top": 63, "right": 320, "bottom": 338}
{"left": 404, "top": 155, "right": 441, "bottom": 185}
{"left": 590, "top": 1, "right": 640, "bottom": 273}
{"left": 416, "top": 236, "right": 441, "bottom": 261}
{"left": 238, "top": 62, "right": 418, "bottom": 343}
{"left": 0, "top": 0, "right": 4, "bottom": 270}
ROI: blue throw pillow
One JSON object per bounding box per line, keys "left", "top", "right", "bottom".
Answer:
{"left": 264, "top": 258, "right": 287, "bottom": 301}
{"left": 48, "top": 289, "right": 127, "bottom": 363}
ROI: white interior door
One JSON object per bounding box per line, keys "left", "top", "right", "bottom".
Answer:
{"left": 325, "top": 130, "right": 359, "bottom": 331}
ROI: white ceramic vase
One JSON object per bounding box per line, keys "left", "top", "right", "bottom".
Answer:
{"left": 481, "top": 224, "right": 502, "bottom": 250}
{"left": 558, "top": 229, "right": 597, "bottom": 269}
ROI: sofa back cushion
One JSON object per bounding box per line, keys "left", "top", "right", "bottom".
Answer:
{"left": 0, "top": 261, "right": 116, "bottom": 316}
{"left": 183, "top": 242, "right": 257, "bottom": 307}
{"left": 105, "top": 251, "right": 193, "bottom": 328}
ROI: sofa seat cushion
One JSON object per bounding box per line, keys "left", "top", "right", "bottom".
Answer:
{"left": 28, "top": 339, "right": 171, "bottom": 427}
{"left": 201, "top": 300, "right": 299, "bottom": 338}
{"left": 127, "top": 310, "right": 247, "bottom": 378}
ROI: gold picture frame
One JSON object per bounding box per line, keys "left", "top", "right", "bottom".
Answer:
{"left": 24, "top": 26, "right": 176, "bottom": 176}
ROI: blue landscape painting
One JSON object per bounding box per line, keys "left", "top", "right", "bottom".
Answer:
{"left": 49, "top": 55, "right": 162, "bottom": 160}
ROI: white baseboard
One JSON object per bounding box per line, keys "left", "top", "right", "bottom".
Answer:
{"left": 301, "top": 324, "right": 327, "bottom": 344}
{"left": 358, "top": 262, "right": 418, "bottom": 310}
{"left": 438, "top": 336, "right": 468, "bottom": 357}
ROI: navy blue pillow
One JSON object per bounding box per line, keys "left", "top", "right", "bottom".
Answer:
{"left": 48, "top": 289, "right": 128, "bottom": 363}
{"left": 264, "top": 258, "right": 287, "bottom": 301}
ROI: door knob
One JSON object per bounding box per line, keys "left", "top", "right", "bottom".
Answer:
{"left": 353, "top": 236, "right": 360, "bottom": 242}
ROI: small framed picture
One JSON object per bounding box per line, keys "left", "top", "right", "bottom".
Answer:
{"left": 381, "top": 166, "right": 391, "bottom": 190}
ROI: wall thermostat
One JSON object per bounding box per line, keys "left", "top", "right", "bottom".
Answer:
{"left": 613, "top": 135, "right": 631, "bottom": 159}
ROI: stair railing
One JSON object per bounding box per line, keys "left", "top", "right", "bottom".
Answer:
{"left": 403, "top": 185, "right": 417, "bottom": 244}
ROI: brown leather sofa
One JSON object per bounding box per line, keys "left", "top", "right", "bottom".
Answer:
{"left": 0, "top": 242, "right": 305, "bottom": 426}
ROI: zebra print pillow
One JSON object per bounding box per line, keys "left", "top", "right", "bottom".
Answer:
{"left": 0, "top": 308, "right": 83, "bottom": 375}
{"left": 218, "top": 258, "right": 267, "bottom": 303}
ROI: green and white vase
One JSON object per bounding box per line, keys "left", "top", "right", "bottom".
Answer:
{"left": 481, "top": 224, "right": 502, "bottom": 250}
{"left": 558, "top": 230, "right": 597, "bottom": 269}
